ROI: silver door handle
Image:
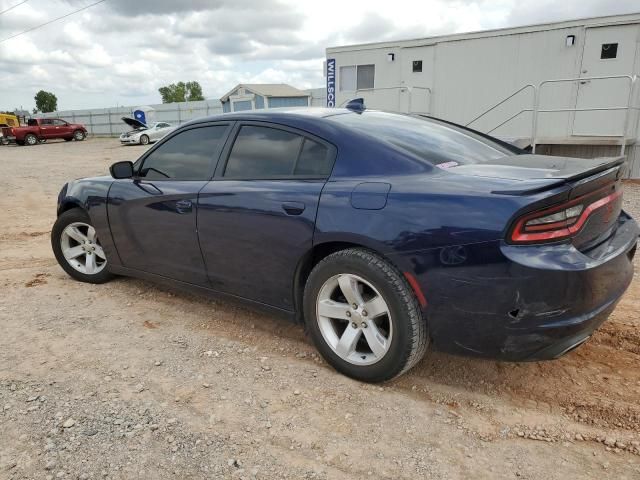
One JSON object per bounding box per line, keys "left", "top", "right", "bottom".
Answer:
{"left": 175, "top": 200, "right": 192, "bottom": 213}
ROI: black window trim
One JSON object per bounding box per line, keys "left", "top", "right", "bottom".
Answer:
{"left": 213, "top": 121, "right": 338, "bottom": 181}
{"left": 133, "top": 121, "right": 233, "bottom": 182}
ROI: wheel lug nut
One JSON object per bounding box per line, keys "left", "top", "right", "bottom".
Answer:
{"left": 351, "top": 322, "right": 357, "bottom": 329}
{"left": 361, "top": 322, "right": 367, "bottom": 328}
{"left": 346, "top": 311, "right": 351, "bottom": 318}
{"left": 352, "top": 303, "right": 358, "bottom": 309}
{"left": 362, "top": 310, "right": 368, "bottom": 317}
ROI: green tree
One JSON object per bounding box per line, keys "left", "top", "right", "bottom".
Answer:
{"left": 158, "top": 81, "right": 205, "bottom": 103}
{"left": 34, "top": 90, "right": 58, "bottom": 113}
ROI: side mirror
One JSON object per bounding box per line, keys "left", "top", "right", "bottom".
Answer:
{"left": 110, "top": 161, "right": 134, "bottom": 179}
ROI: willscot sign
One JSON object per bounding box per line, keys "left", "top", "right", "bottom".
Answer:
{"left": 326, "top": 58, "right": 336, "bottom": 107}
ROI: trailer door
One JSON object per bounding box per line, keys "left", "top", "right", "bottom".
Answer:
{"left": 572, "top": 24, "right": 639, "bottom": 137}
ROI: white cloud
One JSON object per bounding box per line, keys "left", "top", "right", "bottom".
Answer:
{"left": 0, "top": 0, "right": 637, "bottom": 111}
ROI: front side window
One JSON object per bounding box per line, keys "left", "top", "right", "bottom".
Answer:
{"left": 138, "top": 125, "right": 228, "bottom": 180}
{"left": 52, "top": 119, "right": 67, "bottom": 126}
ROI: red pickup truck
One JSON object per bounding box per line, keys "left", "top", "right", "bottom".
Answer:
{"left": 2, "top": 118, "right": 88, "bottom": 146}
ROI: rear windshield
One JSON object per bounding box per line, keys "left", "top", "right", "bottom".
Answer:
{"left": 327, "top": 111, "right": 516, "bottom": 167}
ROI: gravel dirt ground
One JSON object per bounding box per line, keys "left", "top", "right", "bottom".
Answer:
{"left": 0, "top": 138, "right": 639, "bottom": 480}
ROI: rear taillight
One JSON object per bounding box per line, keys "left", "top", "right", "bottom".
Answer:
{"left": 510, "top": 188, "right": 622, "bottom": 244}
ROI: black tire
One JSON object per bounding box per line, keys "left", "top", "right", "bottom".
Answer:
{"left": 139, "top": 134, "right": 149, "bottom": 145}
{"left": 73, "top": 130, "right": 85, "bottom": 141}
{"left": 24, "top": 133, "right": 38, "bottom": 146}
{"left": 51, "top": 209, "right": 114, "bottom": 284}
{"left": 303, "top": 248, "right": 428, "bottom": 382}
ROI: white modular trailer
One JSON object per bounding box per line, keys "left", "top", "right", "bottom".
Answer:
{"left": 325, "top": 13, "right": 640, "bottom": 177}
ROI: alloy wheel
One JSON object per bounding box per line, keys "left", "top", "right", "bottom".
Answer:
{"left": 316, "top": 273, "right": 393, "bottom": 366}
{"left": 60, "top": 222, "right": 107, "bottom": 274}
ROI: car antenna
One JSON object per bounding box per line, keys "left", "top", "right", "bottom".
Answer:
{"left": 345, "top": 98, "right": 365, "bottom": 113}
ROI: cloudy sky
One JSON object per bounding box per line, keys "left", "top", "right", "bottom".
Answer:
{"left": 0, "top": 0, "right": 638, "bottom": 111}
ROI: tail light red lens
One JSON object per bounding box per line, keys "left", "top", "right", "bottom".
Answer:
{"left": 510, "top": 188, "right": 622, "bottom": 244}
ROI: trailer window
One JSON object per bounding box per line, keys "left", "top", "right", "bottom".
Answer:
{"left": 340, "top": 66, "right": 356, "bottom": 91}
{"left": 357, "top": 65, "right": 375, "bottom": 89}
{"left": 600, "top": 43, "right": 618, "bottom": 59}
{"left": 340, "top": 64, "right": 375, "bottom": 91}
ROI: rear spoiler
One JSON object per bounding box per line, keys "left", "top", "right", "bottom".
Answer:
{"left": 492, "top": 157, "right": 625, "bottom": 196}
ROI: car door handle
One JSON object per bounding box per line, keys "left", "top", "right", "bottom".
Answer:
{"left": 282, "top": 201, "right": 305, "bottom": 215}
{"left": 175, "top": 199, "right": 192, "bottom": 213}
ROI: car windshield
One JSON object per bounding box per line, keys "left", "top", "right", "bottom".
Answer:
{"left": 327, "top": 111, "right": 517, "bottom": 167}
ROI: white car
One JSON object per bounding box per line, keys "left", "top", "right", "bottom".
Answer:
{"left": 120, "top": 117, "right": 174, "bottom": 145}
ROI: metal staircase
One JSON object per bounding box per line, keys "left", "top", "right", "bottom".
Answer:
{"left": 464, "top": 75, "right": 639, "bottom": 157}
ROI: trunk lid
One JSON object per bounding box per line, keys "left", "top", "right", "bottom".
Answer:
{"left": 449, "top": 154, "right": 625, "bottom": 186}
{"left": 121, "top": 116, "right": 147, "bottom": 130}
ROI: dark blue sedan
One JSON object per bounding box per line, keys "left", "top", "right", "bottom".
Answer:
{"left": 51, "top": 107, "right": 638, "bottom": 382}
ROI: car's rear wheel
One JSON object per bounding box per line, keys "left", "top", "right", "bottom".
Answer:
{"left": 51, "top": 209, "right": 114, "bottom": 284}
{"left": 140, "top": 134, "right": 149, "bottom": 145}
{"left": 73, "top": 130, "right": 85, "bottom": 141}
{"left": 24, "top": 134, "right": 37, "bottom": 146}
{"left": 303, "top": 248, "right": 428, "bottom": 382}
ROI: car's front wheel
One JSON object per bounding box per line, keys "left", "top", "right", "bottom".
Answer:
{"left": 51, "top": 209, "right": 114, "bottom": 284}
{"left": 303, "top": 248, "right": 428, "bottom": 382}
{"left": 74, "top": 130, "right": 85, "bottom": 141}
{"left": 139, "top": 134, "right": 149, "bottom": 145}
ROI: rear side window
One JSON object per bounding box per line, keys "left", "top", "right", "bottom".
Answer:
{"left": 328, "top": 111, "right": 515, "bottom": 166}
{"left": 138, "top": 126, "right": 228, "bottom": 180}
{"left": 295, "top": 139, "right": 331, "bottom": 175}
{"left": 224, "top": 125, "right": 333, "bottom": 178}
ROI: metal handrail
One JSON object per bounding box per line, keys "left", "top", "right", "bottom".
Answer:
{"left": 467, "top": 74, "right": 637, "bottom": 156}
{"left": 340, "top": 76, "right": 638, "bottom": 157}
{"left": 465, "top": 84, "right": 535, "bottom": 128}
{"left": 339, "top": 86, "right": 407, "bottom": 108}
{"left": 342, "top": 85, "right": 433, "bottom": 114}
{"left": 486, "top": 108, "right": 533, "bottom": 135}
{"left": 532, "top": 75, "right": 637, "bottom": 155}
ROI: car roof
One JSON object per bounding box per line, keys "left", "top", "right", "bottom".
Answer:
{"left": 186, "top": 107, "right": 357, "bottom": 127}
